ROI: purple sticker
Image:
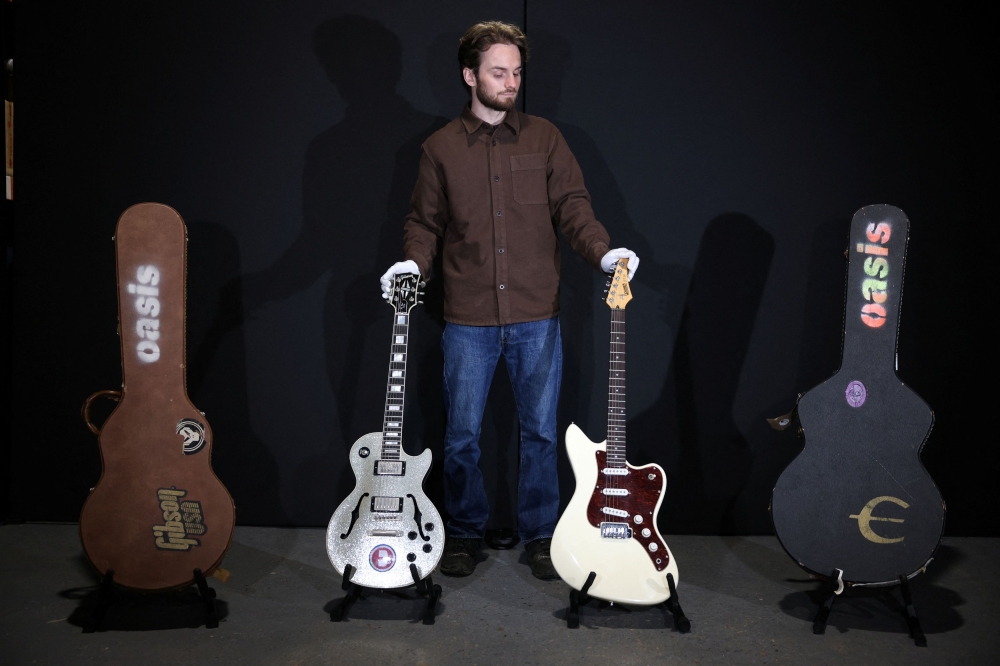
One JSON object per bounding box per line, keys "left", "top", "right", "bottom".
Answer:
{"left": 846, "top": 381, "right": 867, "bottom": 408}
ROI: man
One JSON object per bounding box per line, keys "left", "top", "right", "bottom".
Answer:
{"left": 380, "top": 21, "right": 639, "bottom": 579}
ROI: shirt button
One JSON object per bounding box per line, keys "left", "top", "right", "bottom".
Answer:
{"left": 494, "top": 175, "right": 499, "bottom": 182}
{"left": 498, "top": 248, "right": 505, "bottom": 254}
{"left": 496, "top": 211, "right": 501, "bottom": 217}
{"left": 499, "top": 284, "right": 505, "bottom": 290}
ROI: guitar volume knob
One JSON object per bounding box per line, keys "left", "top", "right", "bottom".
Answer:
{"left": 633, "top": 514, "right": 643, "bottom": 524}
{"left": 648, "top": 542, "right": 658, "bottom": 552}
{"left": 641, "top": 528, "right": 651, "bottom": 538}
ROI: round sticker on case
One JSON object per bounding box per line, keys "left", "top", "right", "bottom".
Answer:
{"left": 176, "top": 418, "right": 207, "bottom": 455}
{"left": 369, "top": 544, "right": 396, "bottom": 572}
{"left": 846, "top": 381, "right": 867, "bottom": 408}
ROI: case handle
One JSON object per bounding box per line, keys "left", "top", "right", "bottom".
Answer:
{"left": 81, "top": 390, "right": 122, "bottom": 436}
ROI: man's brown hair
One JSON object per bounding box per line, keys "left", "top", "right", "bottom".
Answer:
{"left": 457, "top": 21, "right": 529, "bottom": 91}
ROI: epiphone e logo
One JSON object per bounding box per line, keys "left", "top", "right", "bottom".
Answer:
{"left": 126, "top": 265, "right": 162, "bottom": 363}
{"left": 855, "top": 222, "right": 892, "bottom": 328}
{"left": 152, "top": 487, "right": 207, "bottom": 551}
{"left": 849, "top": 496, "right": 907, "bottom": 544}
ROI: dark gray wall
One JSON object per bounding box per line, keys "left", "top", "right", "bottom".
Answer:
{"left": 9, "top": 1, "right": 993, "bottom": 535}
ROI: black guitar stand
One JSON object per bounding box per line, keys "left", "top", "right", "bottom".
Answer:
{"left": 84, "top": 568, "right": 219, "bottom": 633}
{"left": 330, "top": 563, "right": 442, "bottom": 625}
{"left": 566, "top": 571, "right": 691, "bottom": 632}
{"left": 812, "top": 569, "right": 926, "bottom": 647}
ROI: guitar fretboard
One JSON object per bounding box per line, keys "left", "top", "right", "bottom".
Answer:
{"left": 606, "top": 307, "right": 626, "bottom": 467}
{"left": 381, "top": 313, "right": 410, "bottom": 460}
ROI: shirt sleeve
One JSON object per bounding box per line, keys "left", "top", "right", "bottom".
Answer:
{"left": 546, "top": 129, "right": 611, "bottom": 271}
{"left": 402, "top": 148, "right": 450, "bottom": 279}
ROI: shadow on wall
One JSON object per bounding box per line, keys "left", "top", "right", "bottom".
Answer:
{"left": 732, "top": 218, "right": 852, "bottom": 533}
{"left": 217, "top": 16, "right": 451, "bottom": 524}
{"left": 187, "top": 220, "right": 286, "bottom": 525}
{"left": 633, "top": 214, "right": 774, "bottom": 535}
{"left": 526, "top": 30, "right": 690, "bottom": 511}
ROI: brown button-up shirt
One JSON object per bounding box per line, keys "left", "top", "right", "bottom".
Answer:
{"left": 403, "top": 105, "right": 611, "bottom": 326}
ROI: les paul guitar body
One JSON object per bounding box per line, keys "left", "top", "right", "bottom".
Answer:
{"left": 79, "top": 203, "right": 235, "bottom": 591}
{"left": 326, "top": 435, "right": 444, "bottom": 589}
{"left": 325, "top": 273, "right": 444, "bottom": 589}
{"left": 551, "top": 425, "right": 678, "bottom": 605}
{"left": 551, "top": 257, "right": 679, "bottom": 605}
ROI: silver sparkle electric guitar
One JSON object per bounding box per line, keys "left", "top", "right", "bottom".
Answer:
{"left": 325, "top": 273, "right": 444, "bottom": 588}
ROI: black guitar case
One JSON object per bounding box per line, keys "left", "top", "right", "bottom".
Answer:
{"left": 771, "top": 204, "right": 944, "bottom": 586}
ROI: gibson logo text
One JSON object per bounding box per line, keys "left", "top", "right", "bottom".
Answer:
{"left": 152, "top": 487, "right": 207, "bottom": 551}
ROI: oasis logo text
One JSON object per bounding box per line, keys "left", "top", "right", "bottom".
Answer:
{"left": 127, "top": 265, "right": 162, "bottom": 363}
{"left": 855, "top": 222, "right": 892, "bottom": 328}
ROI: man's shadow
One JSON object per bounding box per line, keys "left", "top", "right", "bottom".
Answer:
{"left": 529, "top": 31, "right": 775, "bottom": 535}
{"left": 234, "top": 16, "right": 450, "bottom": 523}
{"left": 526, "top": 31, "right": 691, "bottom": 512}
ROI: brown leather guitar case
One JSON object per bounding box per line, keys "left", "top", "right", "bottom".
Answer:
{"left": 79, "top": 203, "right": 235, "bottom": 591}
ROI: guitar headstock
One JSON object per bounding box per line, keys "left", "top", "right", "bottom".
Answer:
{"left": 389, "top": 272, "right": 423, "bottom": 315}
{"left": 604, "top": 258, "right": 632, "bottom": 310}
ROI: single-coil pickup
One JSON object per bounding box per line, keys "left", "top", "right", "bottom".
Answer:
{"left": 601, "top": 506, "right": 629, "bottom": 517}
{"left": 374, "top": 460, "right": 405, "bottom": 476}
{"left": 600, "top": 522, "right": 633, "bottom": 539}
{"left": 602, "top": 467, "right": 629, "bottom": 476}
{"left": 601, "top": 488, "right": 629, "bottom": 496}
{"left": 371, "top": 496, "right": 403, "bottom": 513}
{"left": 368, "top": 529, "right": 402, "bottom": 537}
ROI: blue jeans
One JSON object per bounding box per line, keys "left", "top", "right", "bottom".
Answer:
{"left": 441, "top": 317, "right": 562, "bottom": 544}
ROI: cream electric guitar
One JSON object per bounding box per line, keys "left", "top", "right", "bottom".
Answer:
{"left": 326, "top": 273, "right": 444, "bottom": 589}
{"left": 551, "top": 258, "right": 680, "bottom": 606}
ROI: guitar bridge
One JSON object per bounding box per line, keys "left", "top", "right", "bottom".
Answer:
{"left": 374, "top": 460, "right": 405, "bottom": 476}
{"left": 371, "top": 496, "right": 403, "bottom": 513}
{"left": 600, "top": 522, "right": 633, "bottom": 539}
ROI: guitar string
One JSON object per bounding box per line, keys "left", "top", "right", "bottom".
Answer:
{"left": 383, "top": 278, "right": 414, "bottom": 464}
{"left": 607, "top": 294, "right": 627, "bottom": 510}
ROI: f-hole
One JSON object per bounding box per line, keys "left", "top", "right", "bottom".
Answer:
{"left": 339, "top": 493, "right": 370, "bottom": 539}
{"left": 407, "top": 494, "right": 430, "bottom": 542}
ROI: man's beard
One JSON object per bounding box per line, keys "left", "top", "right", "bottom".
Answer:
{"left": 476, "top": 81, "right": 518, "bottom": 112}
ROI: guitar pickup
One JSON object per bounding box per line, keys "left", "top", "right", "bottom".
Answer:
{"left": 371, "top": 496, "right": 403, "bottom": 513}
{"left": 368, "top": 529, "right": 402, "bottom": 537}
{"left": 600, "top": 522, "right": 633, "bottom": 539}
{"left": 602, "top": 467, "right": 629, "bottom": 476}
{"left": 374, "top": 460, "right": 405, "bottom": 476}
{"left": 601, "top": 488, "right": 629, "bottom": 496}
{"left": 601, "top": 506, "right": 629, "bottom": 518}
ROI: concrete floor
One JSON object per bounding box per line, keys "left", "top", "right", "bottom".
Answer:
{"left": 0, "top": 524, "right": 995, "bottom": 665}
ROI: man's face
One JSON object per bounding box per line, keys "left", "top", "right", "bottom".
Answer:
{"left": 465, "top": 43, "right": 522, "bottom": 112}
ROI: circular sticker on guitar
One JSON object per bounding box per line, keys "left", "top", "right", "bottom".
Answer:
{"left": 176, "top": 418, "right": 207, "bottom": 455}
{"left": 845, "top": 381, "right": 867, "bottom": 408}
{"left": 369, "top": 544, "right": 396, "bottom": 572}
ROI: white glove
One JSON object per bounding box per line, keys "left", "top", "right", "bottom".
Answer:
{"left": 380, "top": 260, "right": 420, "bottom": 299}
{"left": 600, "top": 248, "right": 639, "bottom": 281}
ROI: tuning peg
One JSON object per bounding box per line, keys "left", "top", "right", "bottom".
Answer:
{"left": 419, "top": 282, "right": 426, "bottom": 287}
{"left": 417, "top": 300, "right": 425, "bottom": 304}
{"left": 605, "top": 281, "right": 611, "bottom": 287}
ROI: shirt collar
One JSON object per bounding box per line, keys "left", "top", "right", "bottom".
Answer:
{"left": 461, "top": 103, "right": 520, "bottom": 135}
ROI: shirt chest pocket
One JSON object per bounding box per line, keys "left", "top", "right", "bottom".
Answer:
{"left": 509, "top": 153, "right": 549, "bottom": 205}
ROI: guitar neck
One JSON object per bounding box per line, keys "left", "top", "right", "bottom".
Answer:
{"left": 381, "top": 312, "right": 410, "bottom": 460}
{"left": 607, "top": 307, "right": 626, "bottom": 468}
